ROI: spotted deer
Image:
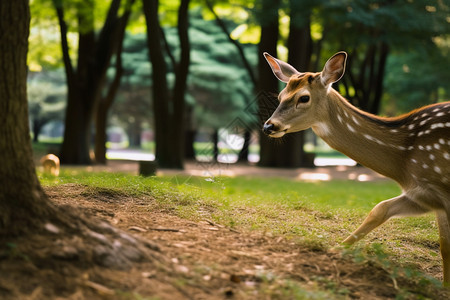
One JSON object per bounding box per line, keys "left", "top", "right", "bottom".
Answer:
{"left": 263, "top": 51, "right": 450, "bottom": 283}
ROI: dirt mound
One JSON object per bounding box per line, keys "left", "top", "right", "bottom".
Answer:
{"left": 0, "top": 184, "right": 447, "bottom": 299}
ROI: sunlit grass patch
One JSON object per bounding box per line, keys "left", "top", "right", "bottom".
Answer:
{"left": 39, "top": 170, "right": 442, "bottom": 288}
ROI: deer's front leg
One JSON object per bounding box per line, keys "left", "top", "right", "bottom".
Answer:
{"left": 343, "top": 194, "right": 429, "bottom": 245}
{"left": 436, "top": 210, "right": 450, "bottom": 285}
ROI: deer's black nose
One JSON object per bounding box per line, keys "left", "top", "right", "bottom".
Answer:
{"left": 263, "top": 122, "right": 274, "bottom": 135}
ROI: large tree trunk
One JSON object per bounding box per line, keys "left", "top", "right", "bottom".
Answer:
{"left": 0, "top": 5, "right": 161, "bottom": 292}
{"left": 0, "top": 0, "right": 57, "bottom": 235}
{"left": 143, "top": 0, "right": 190, "bottom": 169}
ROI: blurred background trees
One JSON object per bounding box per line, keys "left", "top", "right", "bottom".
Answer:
{"left": 28, "top": 0, "right": 450, "bottom": 169}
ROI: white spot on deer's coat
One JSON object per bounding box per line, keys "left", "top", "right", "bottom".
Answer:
{"left": 419, "top": 145, "right": 425, "bottom": 150}
{"left": 411, "top": 159, "right": 417, "bottom": 164}
{"left": 432, "top": 108, "right": 440, "bottom": 112}
{"left": 436, "top": 112, "right": 444, "bottom": 117}
{"left": 375, "top": 139, "right": 386, "bottom": 146}
{"left": 352, "top": 116, "right": 360, "bottom": 125}
{"left": 426, "top": 145, "right": 432, "bottom": 151}
{"left": 431, "top": 123, "right": 445, "bottom": 129}
{"left": 420, "top": 119, "right": 429, "bottom": 126}
{"left": 337, "top": 115, "right": 343, "bottom": 123}
{"left": 446, "top": 122, "right": 450, "bottom": 127}
{"left": 347, "top": 124, "right": 356, "bottom": 132}
{"left": 434, "top": 166, "right": 442, "bottom": 174}
{"left": 429, "top": 154, "right": 435, "bottom": 160}
{"left": 434, "top": 143, "right": 441, "bottom": 150}
{"left": 440, "top": 138, "right": 445, "bottom": 144}
{"left": 421, "top": 113, "right": 429, "bottom": 118}
{"left": 423, "top": 164, "right": 429, "bottom": 169}
{"left": 391, "top": 129, "right": 398, "bottom": 133}
{"left": 444, "top": 152, "right": 450, "bottom": 160}
{"left": 408, "top": 124, "right": 415, "bottom": 130}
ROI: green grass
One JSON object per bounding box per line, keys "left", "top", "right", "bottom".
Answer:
{"left": 40, "top": 170, "right": 437, "bottom": 249}
{"left": 39, "top": 170, "right": 443, "bottom": 295}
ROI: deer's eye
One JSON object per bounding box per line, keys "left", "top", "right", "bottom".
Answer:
{"left": 299, "top": 95, "right": 310, "bottom": 103}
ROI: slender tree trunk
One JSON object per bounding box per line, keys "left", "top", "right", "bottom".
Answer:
{"left": 94, "top": 1, "right": 134, "bottom": 164}
{"left": 345, "top": 43, "right": 390, "bottom": 115}
{"left": 32, "top": 119, "right": 46, "bottom": 143}
{"left": 170, "top": 0, "right": 190, "bottom": 168}
{"left": 94, "top": 54, "right": 124, "bottom": 164}
{"left": 212, "top": 129, "right": 219, "bottom": 162}
{"left": 143, "top": 0, "right": 190, "bottom": 169}
{"left": 238, "top": 130, "right": 251, "bottom": 162}
{"left": 257, "top": 0, "right": 283, "bottom": 167}
{"left": 0, "top": 0, "right": 58, "bottom": 235}
{"left": 184, "top": 106, "right": 196, "bottom": 159}
{"left": 143, "top": 0, "right": 171, "bottom": 167}
{"left": 283, "top": 2, "right": 314, "bottom": 167}
{"left": 205, "top": 0, "right": 255, "bottom": 163}
{"left": 54, "top": 0, "right": 133, "bottom": 165}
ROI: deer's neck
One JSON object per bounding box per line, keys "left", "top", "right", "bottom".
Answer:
{"left": 312, "top": 91, "right": 411, "bottom": 184}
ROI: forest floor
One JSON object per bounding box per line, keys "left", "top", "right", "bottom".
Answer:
{"left": 1, "top": 161, "right": 448, "bottom": 299}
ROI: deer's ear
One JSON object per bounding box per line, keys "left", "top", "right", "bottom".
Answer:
{"left": 320, "top": 52, "right": 347, "bottom": 87}
{"left": 263, "top": 52, "right": 301, "bottom": 83}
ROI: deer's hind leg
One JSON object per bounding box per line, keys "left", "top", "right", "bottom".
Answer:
{"left": 343, "top": 194, "right": 429, "bottom": 245}
{"left": 436, "top": 210, "right": 450, "bottom": 285}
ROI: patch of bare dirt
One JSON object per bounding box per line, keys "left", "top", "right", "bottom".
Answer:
{"left": 0, "top": 184, "right": 448, "bottom": 299}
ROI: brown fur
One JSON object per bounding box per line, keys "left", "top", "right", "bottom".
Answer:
{"left": 264, "top": 51, "right": 450, "bottom": 284}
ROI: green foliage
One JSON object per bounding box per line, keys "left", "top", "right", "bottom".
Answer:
{"left": 187, "top": 11, "right": 257, "bottom": 128}
{"left": 321, "top": 0, "right": 449, "bottom": 49}
{"left": 383, "top": 45, "right": 450, "bottom": 114}
{"left": 29, "top": 0, "right": 64, "bottom": 70}
{"left": 28, "top": 0, "right": 450, "bottom": 143}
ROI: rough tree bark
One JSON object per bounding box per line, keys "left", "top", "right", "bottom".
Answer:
{"left": 0, "top": 0, "right": 58, "bottom": 235}
{"left": 0, "top": 5, "right": 161, "bottom": 298}
{"left": 143, "top": 0, "right": 191, "bottom": 169}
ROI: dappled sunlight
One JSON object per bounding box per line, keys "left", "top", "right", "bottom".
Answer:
{"left": 297, "top": 172, "right": 331, "bottom": 181}
{"left": 296, "top": 167, "right": 381, "bottom": 182}
{"left": 106, "top": 149, "right": 155, "bottom": 161}
{"left": 156, "top": 161, "right": 388, "bottom": 183}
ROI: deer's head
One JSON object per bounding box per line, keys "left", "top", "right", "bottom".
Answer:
{"left": 263, "top": 52, "right": 347, "bottom": 138}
